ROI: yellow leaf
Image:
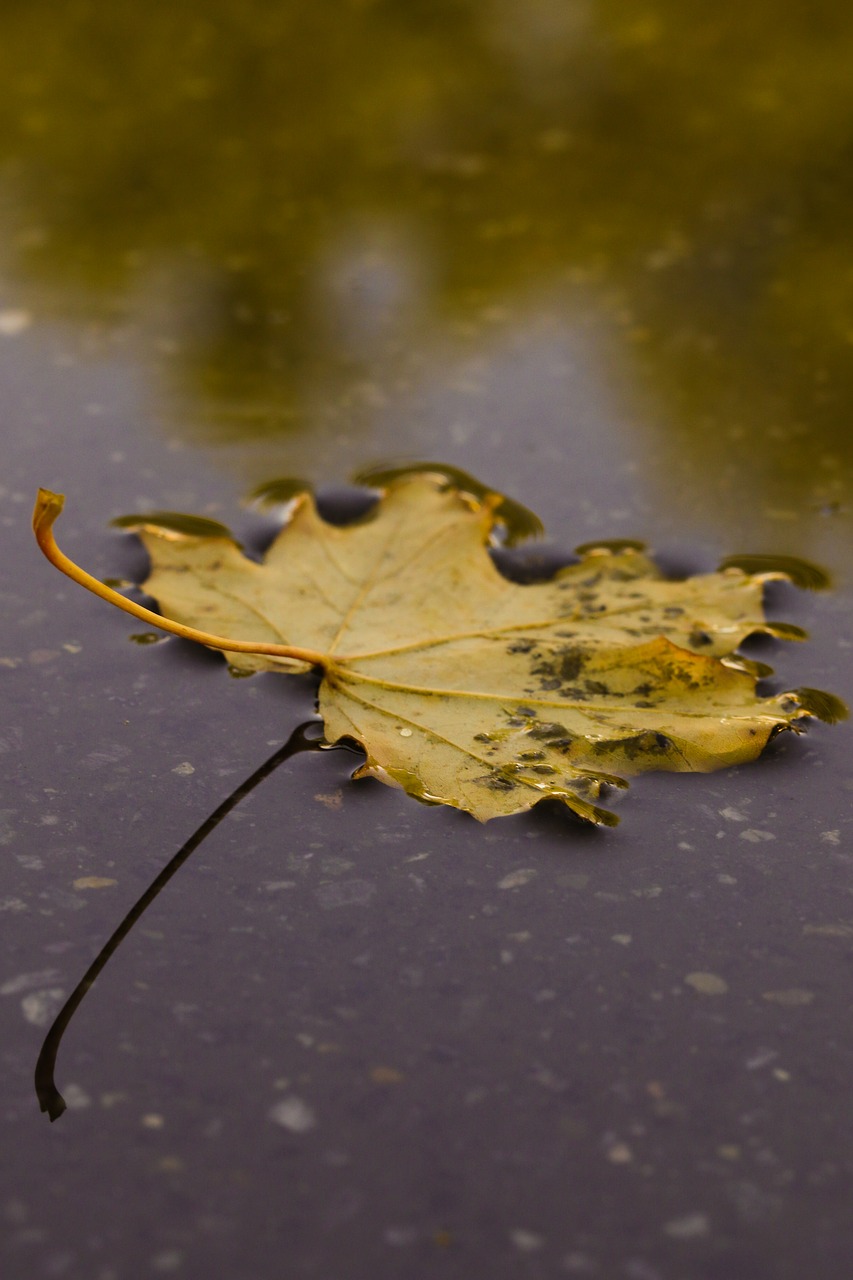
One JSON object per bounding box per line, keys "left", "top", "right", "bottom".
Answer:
{"left": 33, "top": 471, "right": 845, "bottom": 826}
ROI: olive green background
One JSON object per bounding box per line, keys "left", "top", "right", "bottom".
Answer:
{"left": 3, "top": 0, "right": 852, "bottom": 523}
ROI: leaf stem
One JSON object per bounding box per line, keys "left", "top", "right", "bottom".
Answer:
{"left": 33, "top": 489, "right": 329, "bottom": 669}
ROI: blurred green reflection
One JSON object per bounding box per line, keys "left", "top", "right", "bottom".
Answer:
{"left": 2, "top": 0, "right": 853, "bottom": 509}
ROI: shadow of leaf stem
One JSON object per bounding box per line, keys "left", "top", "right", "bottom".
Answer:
{"left": 35, "top": 720, "right": 346, "bottom": 1121}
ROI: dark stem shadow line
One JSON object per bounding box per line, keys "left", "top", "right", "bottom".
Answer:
{"left": 35, "top": 719, "right": 342, "bottom": 1122}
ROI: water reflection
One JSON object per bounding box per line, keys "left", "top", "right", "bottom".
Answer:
{"left": 717, "top": 553, "right": 832, "bottom": 592}
{"left": 2, "top": 1, "right": 853, "bottom": 510}
{"left": 352, "top": 462, "right": 544, "bottom": 545}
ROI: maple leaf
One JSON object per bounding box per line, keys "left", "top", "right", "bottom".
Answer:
{"left": 33, "top": 472, "right": 843, "bottom": 826}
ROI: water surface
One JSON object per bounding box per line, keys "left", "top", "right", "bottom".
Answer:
{"left": 2, "top": 4, "right": 853, "bottom": 1278}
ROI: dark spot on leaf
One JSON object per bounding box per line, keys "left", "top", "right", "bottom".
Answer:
{"left": 528, "top": 721, "right": 571, "bottom": 740}
{"left": 475, "top": 773, "right": 517, "bottom": 792}
{"left": 559, "top": 650, "right": 584, "bottom": 682}
{"left": 592, "top": 731, "right": 674, "bottom": 761}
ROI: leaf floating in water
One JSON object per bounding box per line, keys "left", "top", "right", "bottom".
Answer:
{"left": 32, "top": 473, "right": 844, "bottom": 826}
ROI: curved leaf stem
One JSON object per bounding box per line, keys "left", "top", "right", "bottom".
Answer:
{"left": 33, "top": 489, "right": 329, "bottom": 669}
